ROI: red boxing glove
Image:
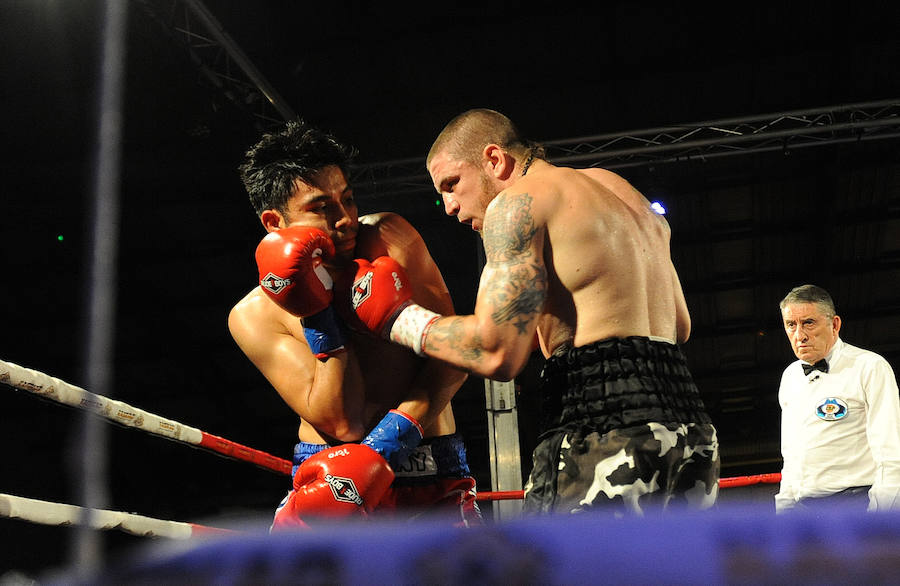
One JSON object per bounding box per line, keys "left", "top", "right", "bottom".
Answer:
{"left": 347, "top": 256, "right": 441, "bottom": 356}
{"left": 271, "top": 444, "right": 394, "bottom": 531}
{"left": 256, "top": 226, "right": 335, "bottom": 317}
{"left": 348, "top": 257, "right": 414, "bottom": 336}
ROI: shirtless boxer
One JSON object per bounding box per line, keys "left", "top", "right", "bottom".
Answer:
{"left": 228, "top": 120, "right": 479, "bottom": 529}
{"left": 349, "top": 109, "right": 719, "bottom": 516}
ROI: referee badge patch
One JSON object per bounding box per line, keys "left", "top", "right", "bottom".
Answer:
{"left": 816, "top": 397, "right": 848, "bottom": 421}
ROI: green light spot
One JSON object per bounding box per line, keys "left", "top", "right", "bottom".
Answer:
{"left": 57, "top": 235, "right": 64, "bottom": 242}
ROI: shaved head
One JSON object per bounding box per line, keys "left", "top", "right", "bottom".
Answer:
{"left": 427, "top": 109, "right": 543, "bottom": 168}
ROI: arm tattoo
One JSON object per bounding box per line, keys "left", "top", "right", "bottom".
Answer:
{"left": 485, "top": 261, "right": 546, "bottom": 324}
{"left": 481, "top": 192, "right": 546, "bottom": 329}
{"left": 482, "top": 192, "right": 538, "bottom": 261}
{"left": 425, "top": 317, "right": 484, "bottom": 361}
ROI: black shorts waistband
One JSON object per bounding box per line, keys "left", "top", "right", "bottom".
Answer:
{"left": 540, "top": 336, "right": 711, "bottom": 439}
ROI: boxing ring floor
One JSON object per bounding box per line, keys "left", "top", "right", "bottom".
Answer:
{"left": 31, "top": 505, "right": 900, "bottom": 585}
{"left": 3, "top": 358, "right": 900, "bottom": 585}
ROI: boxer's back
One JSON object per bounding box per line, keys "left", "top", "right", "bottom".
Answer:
{"left": 534, "top": 167, "right": 690, "bottom": 356}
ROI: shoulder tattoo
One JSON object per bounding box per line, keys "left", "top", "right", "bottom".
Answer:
{"left": 480, "top": 191, "right": 547, "bottom": 328}
{"left": 483, "top": 191, "right": 538, "bottom": 261}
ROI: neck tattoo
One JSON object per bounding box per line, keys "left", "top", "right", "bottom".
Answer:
{"left": 521, "top": 148, "right": 535, "bottom": 177}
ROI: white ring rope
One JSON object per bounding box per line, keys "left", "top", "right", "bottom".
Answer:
{"left": 0, "top": 357, "right": 275, "bottom": 539}
{"left": 0, "top": 358, "right": 291, "bottom": 475}
{"left": 0, "top": 493, "right": 233, "bottom": 539}
{"left": 1, "top": 358, "right": 202, "bottom": 442}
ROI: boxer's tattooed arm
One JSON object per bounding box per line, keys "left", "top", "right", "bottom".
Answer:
{"left": 424, "top": 317, "right": 483, "bottom": 362}
{"left": 485, "top": 261, "right": 546, "bottom": 327}
{"left": 482, "top": 192, "right": 547, "bottom": 331}
{"left": 420, "top": 190, "right": 546, "bottom": 375}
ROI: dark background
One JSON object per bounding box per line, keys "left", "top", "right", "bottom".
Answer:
{"left": 1, "top": 0, "right": 899, "bottom": 577}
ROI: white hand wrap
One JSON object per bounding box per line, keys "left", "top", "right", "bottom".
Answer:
{"left": 389, "top": 304, "right": 440, "bottom": 356}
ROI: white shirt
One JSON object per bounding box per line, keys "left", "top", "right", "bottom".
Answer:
{"left": 775, "top": 338, "right": 900, "bottom": 512}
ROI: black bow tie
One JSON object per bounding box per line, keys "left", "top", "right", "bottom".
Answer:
{"left": 802, "top": 359, "right": 829, "bottom": 376}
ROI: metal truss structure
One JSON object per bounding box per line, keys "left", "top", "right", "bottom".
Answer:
{"left": 543, "top": 100, "right": 900, "bottom": 168}
{"left": 139, "top": 0, "right": 900, "bottom": 195}
{"left": 136, "top": 0, "right": 297, "bottom": 129}
{"left": 351, "top": 99, "right": 900, "bottom": 198}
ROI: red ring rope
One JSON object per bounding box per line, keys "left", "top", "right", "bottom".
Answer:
{"left": 476, "top": 473, "right": 782, "bottom": 501}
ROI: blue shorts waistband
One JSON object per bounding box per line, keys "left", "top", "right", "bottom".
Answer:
{"left": 290, "top": 433, "right": 471, "bottom": 479}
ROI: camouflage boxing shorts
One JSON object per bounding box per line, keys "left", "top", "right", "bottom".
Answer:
{"left": 524, "top": 336, "right": 719, "bottom": 515}
{"left": 523, "top": 422, "right": 719, "bottom": 515}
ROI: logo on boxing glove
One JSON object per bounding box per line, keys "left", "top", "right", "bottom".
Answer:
{"left": 350, "top": 271, "right": 374, "bottom": 309}
{"left": 260, "top": 272, "right": 292, "bottom": 295}
{"left": 350, "top": 270, "right": 405, "bottom": 310}
{"left": 324, "top": 474, "right": 364, "bottom": 506}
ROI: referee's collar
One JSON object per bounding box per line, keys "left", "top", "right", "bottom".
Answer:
{"left": 801, "top": 337, "right": 842, "bottom": 370}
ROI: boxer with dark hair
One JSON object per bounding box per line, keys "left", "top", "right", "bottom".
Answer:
{"left": 229, "top": 120, "right": 480, "bottom": 529}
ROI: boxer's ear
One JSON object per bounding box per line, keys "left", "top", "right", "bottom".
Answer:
{"left": 483, "top": 144, "right": 514, "bottom": 180}
{"left": 261, "top": 209, "right": 287, "bottom": 232}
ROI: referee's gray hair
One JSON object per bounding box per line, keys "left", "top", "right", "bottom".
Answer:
{"left": 779, "top": 284, "right": 837, "bottom": 318}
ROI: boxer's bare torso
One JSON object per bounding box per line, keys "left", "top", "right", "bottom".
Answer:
{"left": 230, "top": 213, "right": 457, "bottom": 445}
{"left": 527, "top": 166, "right": 690, "bottom": 357}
